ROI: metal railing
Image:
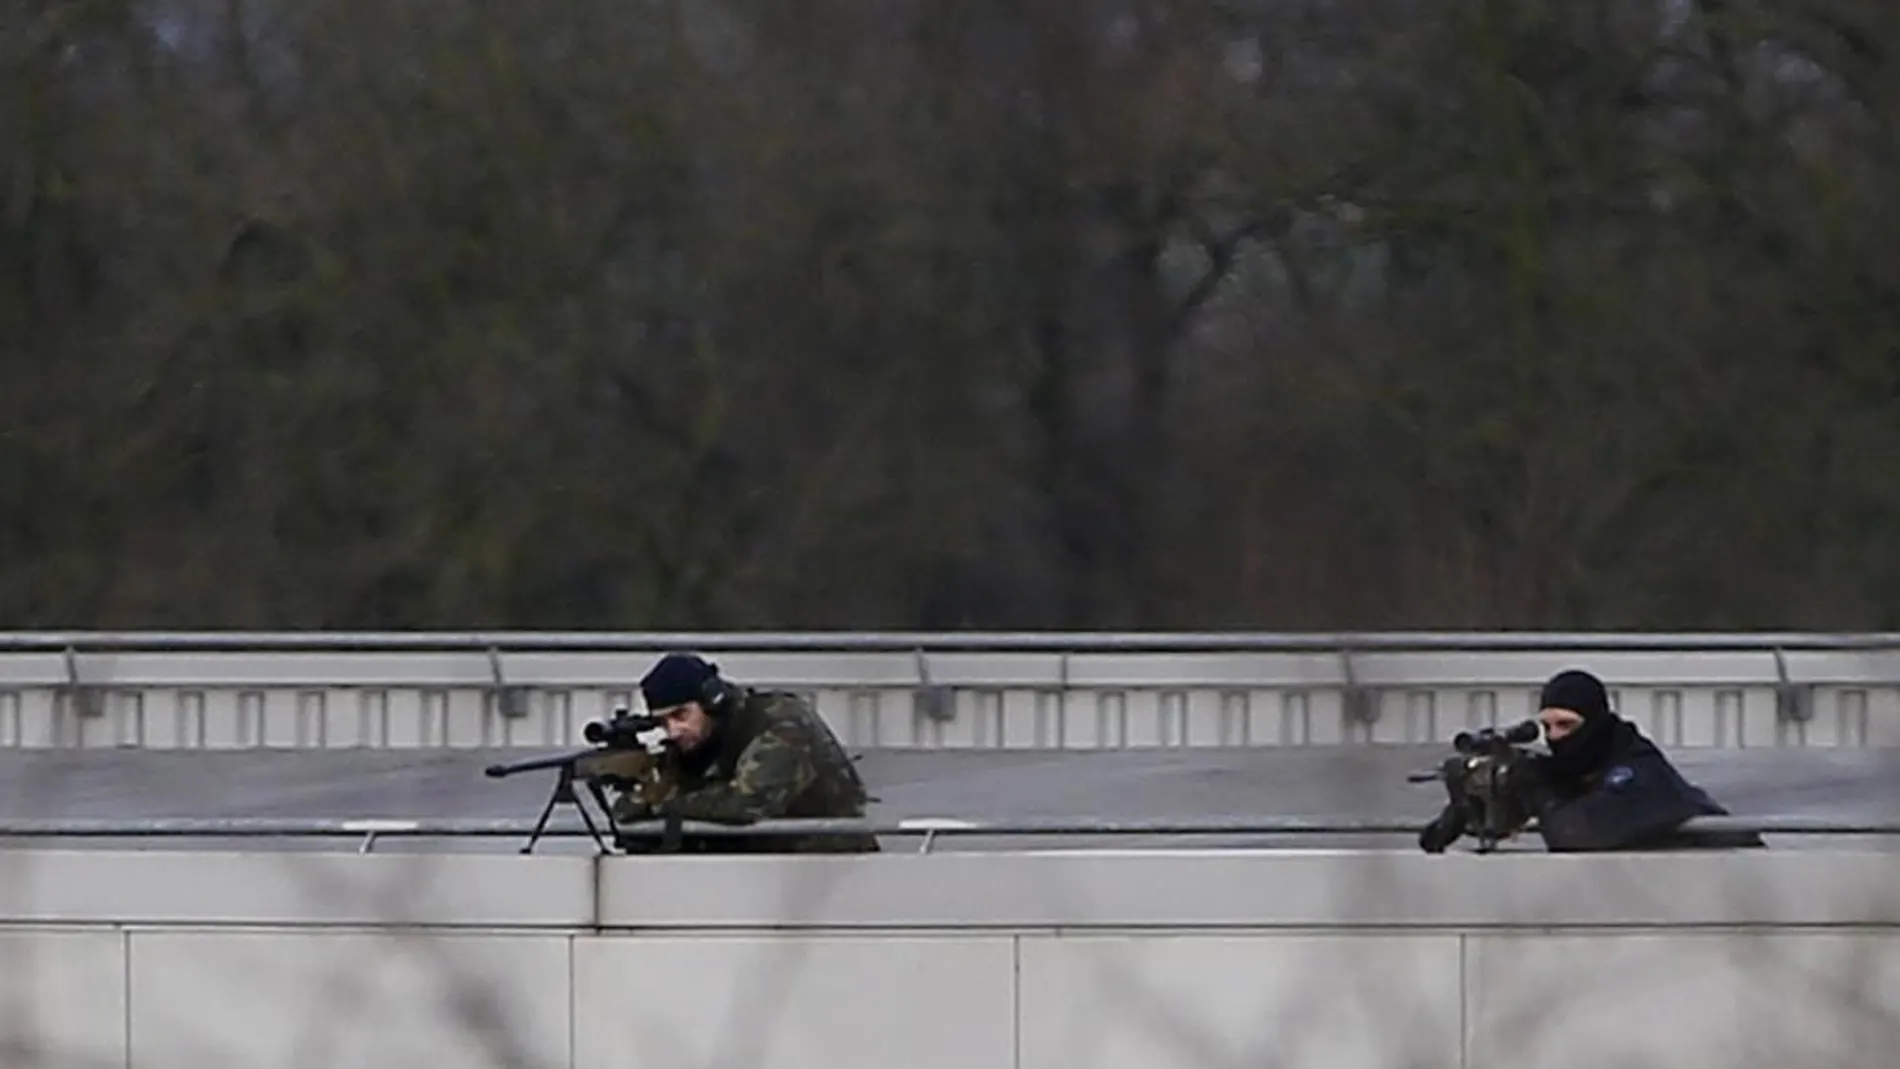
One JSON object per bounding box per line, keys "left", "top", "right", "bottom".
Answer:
{"left": 0, "top": 814, "right": 1893, "bottom": 854}
{"left": 5, "top": 630, "right": 1895, "bottom": 752}
{"left": 5, "top": 630, "right": 1900, "bottom": 652}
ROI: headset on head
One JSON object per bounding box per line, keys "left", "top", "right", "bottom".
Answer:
{"left": 697, "top": 660, "right": 738, "bottom": 716}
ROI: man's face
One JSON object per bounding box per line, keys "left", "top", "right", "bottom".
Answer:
{"left": 657, "top": 701, "right": 714, "bottom": 751}
{"left": 1538, "top": 705, "right": 1586, "bottom": 742}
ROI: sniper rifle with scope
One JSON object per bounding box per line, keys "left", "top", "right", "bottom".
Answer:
{"left": 483, "top": 707, "right": 675, "bottom": 855}
{"left": 1406, "top": 718, "right": 1546, "bottom": 853}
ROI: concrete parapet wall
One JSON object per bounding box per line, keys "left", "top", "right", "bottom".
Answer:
{"left": 0, "top": 848, "right": 1895, "bottom": 1068}
{"left": 4, "top": 640, "right": 1900, "bottom": 749}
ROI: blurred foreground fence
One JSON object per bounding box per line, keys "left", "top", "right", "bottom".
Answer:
{"left": 4, "top": 630, "right": 1900, "bottom": 750}
{"left": 0, "top": 845, "right": 1896, "bottom": 1068}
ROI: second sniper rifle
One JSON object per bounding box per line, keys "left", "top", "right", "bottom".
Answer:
{"left": 1407, "top": 718, "right": 1545, "bottom": 853}
{"left": 483, "top": 708, "right": 673, "bottom": 855}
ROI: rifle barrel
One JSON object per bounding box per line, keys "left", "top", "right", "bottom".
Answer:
{"left": 482, "top": 749, "right": 598, "bottom": 778}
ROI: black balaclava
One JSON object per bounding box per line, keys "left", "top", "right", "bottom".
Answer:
{"left": 1538, "top": 668, "right": 1626, "bottom": 783}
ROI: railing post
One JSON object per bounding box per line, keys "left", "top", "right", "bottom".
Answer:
{"left": 1340, "top": 646, "right": 1378, "bottom": 727}
{"left": 60, "top": 644, "right": 105, "bottom": 727}
{"left": 913, "top": 647, "right": 954, "bottom": 723}
{"left": 488, "top": 645, "right": 528, "bottom": 720}
{"left": 1772, "top": 646, "right": 1813, "bottom": 724}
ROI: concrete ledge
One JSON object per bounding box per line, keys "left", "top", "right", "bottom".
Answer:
{"left": 595, "top": 849, "right": 1900, "bottom": 930}
{"left": 3, "top": 846, "right": 1899, "bottom": 934}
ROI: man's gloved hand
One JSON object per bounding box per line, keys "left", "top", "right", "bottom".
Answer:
{"left": 611, "top": 796, "right": 687, "bottom": 853}
{"left": 1497, "top": 752, "right": 1554, "bottom": 829}
{"left": 656, "top": 807, "right": 685, "bottom": 852}
{"left": 1418, "top": 803, "right": 1466, "bottom": 854}
{"left": 608, "top": 790, "right": 653, "bottom": 825}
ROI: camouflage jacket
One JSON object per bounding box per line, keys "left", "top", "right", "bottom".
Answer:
{"left": 600, "top": 687, "right": 878, "bottom": 853}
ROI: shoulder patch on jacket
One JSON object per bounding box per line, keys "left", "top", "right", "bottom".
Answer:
{"left": 1605, "top": 764, "right": 1635, "bottom": 788}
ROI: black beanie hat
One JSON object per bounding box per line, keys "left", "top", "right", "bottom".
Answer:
{"left": 640, "top": 652, "right": 718, "bottom": 711}
{"left": 1539, "top": 668, "right": 1610, "bottom": 719}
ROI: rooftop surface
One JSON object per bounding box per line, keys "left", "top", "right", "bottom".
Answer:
{"left": 0, "top": 744, "right": 1893, "bottom": 854}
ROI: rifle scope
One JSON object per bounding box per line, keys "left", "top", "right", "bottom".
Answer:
{"left": 1451, "top": 718, "right": 1541, "bottom": 753}
{"left": 583, "top": 710, "right": 665, "bottom": 748}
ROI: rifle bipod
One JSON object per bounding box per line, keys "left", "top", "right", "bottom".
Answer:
{"left": 518, "top": 762, "right": 617, "bottom": 855}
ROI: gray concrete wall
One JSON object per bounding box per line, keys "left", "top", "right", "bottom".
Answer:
{"left": 0, "top": 847, "right": 1895, "bottom": 1067}
{"left": 4, "top": 641, "right": 1899, "bottom": 749}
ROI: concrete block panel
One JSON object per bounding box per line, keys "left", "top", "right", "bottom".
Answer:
{"left": 0, "top": 850, "right": 595, "bottom": 927}
{"left": 1062, "top": 652, "right": 1348, "bottom": 688}
{"left": 0, "top": 929, "right": 127, "bottom": 1068}
{"left": 127, "top": 929, "right": 571, "bottom": 1069}
{"left": 1018, "top": 932, "right": 1461, "bottom": 1069}
{"left": 0, "top": 655, "right": 68, "bottom": 686}
{"left": 598, "top": 850, "right": 1900, "bottom": 931}
{"left": 1351, "top": 650, "right": 1783, "bottom": 687}
{"left": 1466, "top": 931, "right": 1900, "bottom": 1069}
{"left": 1785, "top": 648, "right": 1900, "bottom": 685}
{"left": 72, "top": 652, "right": 494, "bottom": 688}
{"left": 571, "top": 933, "right": 1015, "bottom": 1069}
